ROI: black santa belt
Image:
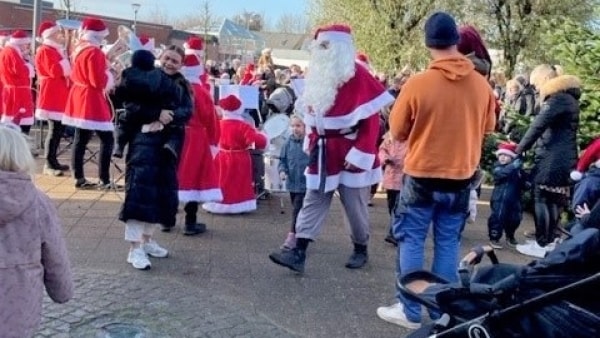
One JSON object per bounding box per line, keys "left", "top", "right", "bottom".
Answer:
{"left": 309, "top": 127, "right": 358, "bottom": 193}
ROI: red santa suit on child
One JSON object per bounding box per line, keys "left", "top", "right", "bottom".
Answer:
{"left": 0, "top": 30, "right": 35, "bottom": 126}
{"left": 203, "top": 94, "right": 268, "bottom": 214}
{"left": 63, "top": 17, "right": 114, "bottom": 131}
{"left": 35, "top": 21, "right": 71, "bottom": 121}
{"left": 181, "top": 36, "right": 209, "bottom": 92}
{"left": 178, "top": 54, "right": 223, "bottom": 202}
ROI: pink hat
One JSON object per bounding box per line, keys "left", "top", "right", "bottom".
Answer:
{"left": 313, "top": 24, "right": 353, "bottom": 43}
{"left": 38, "top": 21, "right": 61, "bottom": 39}
{"left": 219, "top": 95, "right": 242, "bottom": 112}
{"left": 79, "top": 17, "right": 109, "bottom": 41}
{"left": 495, "top": 142, "right": 517, "bottom": 158}
{"left": 9, "top": 30, "right": 31, "bottom": 45}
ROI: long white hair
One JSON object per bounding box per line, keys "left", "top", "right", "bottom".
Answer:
{"left": 302, "top": 39, "right": 356, "bottom": 115}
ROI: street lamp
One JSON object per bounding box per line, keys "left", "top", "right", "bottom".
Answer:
{"left": 131, "top": 3, "right": 141, "bottom": 34}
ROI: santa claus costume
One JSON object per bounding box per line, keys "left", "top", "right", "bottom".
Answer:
{"left": 202, "top": 94, "right": 268, "bottom": 214}
{"left": 35, "top": 21, "right": 72, "bottom": 176}
{"left": 63, "top": 17, "right": 116, "bottom": 189}
{"left": 0, "top": 32, "right": 9, "bottom": 117}
{"left": 0, "top": 30, "right": 35, "bottom": 133}
{"left": 269, "top": 24, "right": 395, "bottom": 273}
{"left": 177, "top": 52, "right": 222, "bottom": 235}
{"left": 181, "top": 36, "right": 210, "bottom": 92}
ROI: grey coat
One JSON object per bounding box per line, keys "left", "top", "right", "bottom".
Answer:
{"left": 278, "top": 135, "right": 310, "bottom": 193}
{"left": 0, "top": 171, "right": 73, "bottom": 338}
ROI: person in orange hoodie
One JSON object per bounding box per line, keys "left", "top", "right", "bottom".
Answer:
{"left": 376, "top": 12, "right": 496, "bottom": 330}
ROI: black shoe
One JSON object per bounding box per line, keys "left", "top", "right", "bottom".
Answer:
{"left": 506, "top": 237, "right": 518, "bottom": 248}
{"left": 384, "top": 234, "right": 398, "bottom": 246}
{"left": 269, "top": 248, "right": 306, "bottom": 273}
{"left": 184, "top": 223, "right": 207, "bottom": 236}
{"left": 345, "top": 244, "right": 368, "bottom": 269}
{"left": 112, "top": 149, "right": 124, "bottom": 158}
{"left": 75, "top": 178, "right": 96, "bottom": 189}
{"left": 53, "top": 163, "right": 70, "bottom": 171}
{"left": 97, "top": 181, "right": 124, "bottom": 191}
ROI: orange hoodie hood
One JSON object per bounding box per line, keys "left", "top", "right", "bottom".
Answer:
{"left": 428, "top": 56, "right": 475, "bottom": 81}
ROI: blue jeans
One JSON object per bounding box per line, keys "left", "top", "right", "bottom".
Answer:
{"left": 393, "top": 175, "right": 470, "bottom": 323}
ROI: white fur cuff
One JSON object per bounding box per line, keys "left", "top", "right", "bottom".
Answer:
{"left": 570, "top": 171, "right": 583, "bottom": 181}
{"left": 210, "top": 145, "right": 219, "bottom": 158}
{"left": 104, "top": 70, "right": 115, "bottom": 92}
{"left": 345, "top": 146, "right": 375, "bottom": 170}
{"left": 59, "top": 59, "right": 72, "bottom": 77}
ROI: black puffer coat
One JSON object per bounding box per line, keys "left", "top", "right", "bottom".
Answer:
{"left": 516, "top": 75, "right": 581, "bottom": 187}
{"left": 116, "top": 62, "right": 192, "bottom": 226}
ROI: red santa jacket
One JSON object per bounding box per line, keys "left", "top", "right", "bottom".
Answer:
{"left": 303, "top": 63, "right": 395, "bottom": 192}
{"left": 0, "top": 45, "right": 34, "bottom": 125}
{"left": 35, "top": 42, "right": 71, "bottom": 121}
{"left": 63, "top": 43, "right": 114, "bottom": 131}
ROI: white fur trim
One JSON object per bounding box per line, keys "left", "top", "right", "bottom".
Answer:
{"left": 304, "top": 91, "right": 394, "bottom": 130}
{"left": 316, "top": 31, "right": 353, "bottom": 44}
{"left": 221, "top": 111, "right": 245, "bottom": 120}
{"left": 202, "top": 199, "right": 257, "bottom": 214}
{"left": 80, "top": 30, "right": 109, "bottom": 41}
{"left": 62, "top": 116, "right": 114, "bottom": 131}
{"left": 305, "top": 168, "right": 382, "bottom": 192}
{"left": 16, "top": 116, "right": 34, "bottom": 126}
{"left": 9, "top": 37, "right": 31, "bottom": 45}
{"left": 26, "top": 63, "right": 35, "bottom": 78}
{"left": 570, "top": 171, "right": 583, "bottom": 181}
{"left": 345, "top": 146, "right": 376, "bottom": 170}
{"left": 179, "top": 189, "right": 223, "bottom": 203}
{"left": 41, "top": 25, "right": 61, "bottom": 39}
{"left": 495, "top": 149, "right": 517, "bottom": 158}
{"left": 302, "top": 134, "right": 310, "bottom": 153}
{"left": 180, "top": 65, "right": 202, "bottom": 83}
{"left": 105, "top": 70, "right": 115, "bottom": 92}
{"left": 59, "top": 59, "right": 72, "bottom": 77}
{"left": 210, "top": 145, "right": 219, "bottom": 158}
{"left": 35, "top": 108, "right": 63, "bottom": 121}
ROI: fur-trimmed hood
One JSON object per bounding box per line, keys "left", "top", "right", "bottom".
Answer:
{"left": 540, "top": 75, "right": 582, "bottom": 101}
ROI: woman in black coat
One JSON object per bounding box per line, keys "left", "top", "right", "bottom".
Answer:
{"left": 115, "top": 46, "right": 192, "bottom": 270}
{"left": 515, "top": 65, "right": 581, "bottom": 258}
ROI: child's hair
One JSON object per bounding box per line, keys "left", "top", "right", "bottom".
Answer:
{"left": 0, "top": 124, "right": 35, "bottom": 174}
{"left": 290, "top": 114, "right": 305, "bottom": 125}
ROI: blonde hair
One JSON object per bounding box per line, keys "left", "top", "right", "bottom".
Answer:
{"left": 290, "top": 114, "right": 305, "bottom": 125}
{"left": 506, "top": 79, "right": 523, "bottom": 92}
{"left": 0, "top": 125, "right": 35, "bottom": 174}
{"left": 530, "top": 64, "right": 562, "bottom": 89}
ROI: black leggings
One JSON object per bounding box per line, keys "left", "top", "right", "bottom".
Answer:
{"left": 45, "top": 120, "right": 65, "bottom": 168}
{"left": 289, "top": 192, "right": 305, "bottom": 233}
{"left": 20, "top": 125, "right": 31, "bottom": 135}
{"left": 533, "top": 186, "right": 566, "bottom": 246}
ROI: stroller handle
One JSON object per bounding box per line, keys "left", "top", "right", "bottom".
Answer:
{"left": 459, "top": 245, "right": 499, "bottom": 288}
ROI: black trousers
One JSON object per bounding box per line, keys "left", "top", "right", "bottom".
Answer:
{"left": 184, "top": 201, "right": 200, "bottom": 225}
{"left": 534, "top": 186, "right": 567, "bottom": 246}
{"left": 289, "top": 192, "right": 305, "bottom": 233}
{"left": 20, "top": 125, "right": 31, "bottom": 135}
{"left": 71, "top": 128, "right": 114, "bottom": 184}
{"left": 45, "top": 120, "right": 65, "bottom": 168}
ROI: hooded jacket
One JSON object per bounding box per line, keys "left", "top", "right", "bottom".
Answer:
{"left": 0, "top": 171, "right": 73, "bottom": 338}
{"left": 389, "top": 56, "right": 496, "bottom": 180}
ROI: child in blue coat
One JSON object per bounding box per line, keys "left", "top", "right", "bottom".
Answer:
{"left": 278, "top": 115, "right": 310, "bottom": 250}
{"left": 488, "top": 142, "right": 528, "bottom": 249}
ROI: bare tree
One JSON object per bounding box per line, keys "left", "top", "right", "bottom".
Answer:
{"left": 143, "top": 4, "right": 170, "bottom": 25}
{"left": 60, "top": 0, "right": 80, "bottom": 19}
{"left": 232, "top": 11, "right": 264, "bottom": 31}
{"left": 175, "top": 0, "right": 223, "bottom": 32}
{"left": 273, "top": 13, "right": 310, "bottom": 33}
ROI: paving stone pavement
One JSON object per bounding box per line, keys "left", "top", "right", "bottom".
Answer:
{"left": 31, "top": 148, "right": 535, "bottom": 338}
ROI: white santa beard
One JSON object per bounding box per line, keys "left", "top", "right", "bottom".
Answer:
{"left": 303, "top": 42, "right": 355, "bottom": 115}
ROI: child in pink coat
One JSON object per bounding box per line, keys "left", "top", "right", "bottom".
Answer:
{"left": 378, "top": 132, "right": 408, "bottom": 246}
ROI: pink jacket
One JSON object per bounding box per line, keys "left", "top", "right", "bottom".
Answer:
{"left": 0, "top": 171, "right": 73, "bottom": 338}
{"left": 378, "top": 138, "right": 408, "bottom": 190}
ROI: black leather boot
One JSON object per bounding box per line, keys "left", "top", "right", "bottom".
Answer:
{"left": 269, "top": 248, "right": 306, "bottom": 273}
{"left": 183, "top": 202, "right": 206, "bottom": 236}
{"left": 345, "top": 243, "right": 368, "bottom": 269}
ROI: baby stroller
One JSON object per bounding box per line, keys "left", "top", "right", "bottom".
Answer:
{"left": 398, "top": 228, "right": 600, "bottom": 338}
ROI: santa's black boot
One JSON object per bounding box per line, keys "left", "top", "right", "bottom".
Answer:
{"left": 269, "top": 238, "right": 309, "bottom": 273}
{"left": 183, "top": 202, "right": 207, "bottom": 236}
{"left": 345, "top": 243, "right": 368, "bottom": 269}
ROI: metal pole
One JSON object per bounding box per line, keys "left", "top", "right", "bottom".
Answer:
{"left": 32, "top": 0, "right": 42, "bottom": 51}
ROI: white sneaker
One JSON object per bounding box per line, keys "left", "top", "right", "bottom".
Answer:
{"left": 376, "top": 302, "right": 422, "bottom": 329}
{"left": 516, "top": 241, "right": 547, "bottom": 258}
{"left": 127, "top": 247, "right": 151, "bottom": 270}
{"left": 143, "top": 240, "right": 169, "bottom": 258}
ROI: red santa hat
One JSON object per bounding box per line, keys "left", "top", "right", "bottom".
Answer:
{"left": 138, "top": 34, "right": 155, "bottom": 51}
{"left": 184, "top": 36, "right": 204, "bottom": 56}
{"left": 38, "top": 21, "right": 61, "bottom": 40}
{"left": 180, "top": 54, "right": 204, "bottom": 84}
{"left": 571, "top": 138, "right": 600, "bottom": 181}
{"left": 313, "top": 24, "right": 353, "bottom": 44}
{"left": 219, "top": 94, "right": 242, "bottom": 114}
{"left": 495, "top": 142, "right": 518, "bottom": 158}
{"left": 9, "top": 30, "right": 31, "bottom": 45}
{"left": 356, "top": 51, "right": 373, "bottom": 71}
{"left": 79, "top": 17, "right": 109, "bottom": 42}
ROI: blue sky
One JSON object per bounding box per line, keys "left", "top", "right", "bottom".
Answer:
{"left": 54, "top": 0, "right": 308, "bottom": 25}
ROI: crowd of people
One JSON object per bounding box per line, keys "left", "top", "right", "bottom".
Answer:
{"left": 0, "top": 10, "right": 598, "bottom": 337}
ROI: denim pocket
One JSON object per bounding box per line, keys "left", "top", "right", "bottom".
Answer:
{"left": 450, "top": 187, "right": 471, "bottom": 214}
